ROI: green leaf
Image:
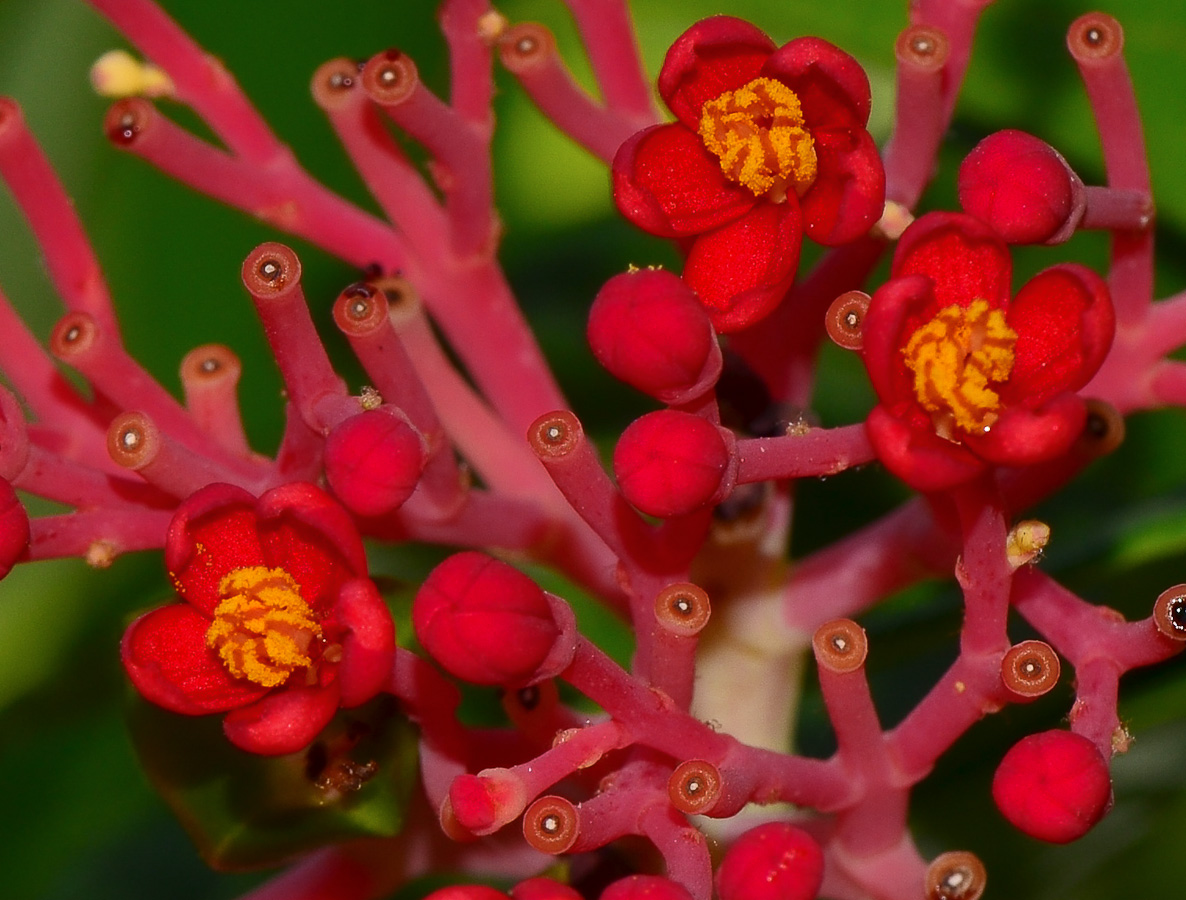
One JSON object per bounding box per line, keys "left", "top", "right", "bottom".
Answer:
{"left": 126, "top": 694, "right": 419, "bottom": 871}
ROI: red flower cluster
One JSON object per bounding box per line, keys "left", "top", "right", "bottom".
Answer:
{"left": 121, "top": 483, "right": 395, "bottom": 755}
{"left": 859, "top": 212, "right": 1114, "bottom": 491}
{"left": 613, "top": 16, "right": 885, "bottom": 332}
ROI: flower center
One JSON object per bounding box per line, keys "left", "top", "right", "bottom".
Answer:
{"left": 902, "top": 299, "right": 1017, "bottom": 438}
{"left": 206, "top": 566, "right": 322, "bottom": 687}
{"left": 697, "top": 77, "right": 817, "bottom": 201}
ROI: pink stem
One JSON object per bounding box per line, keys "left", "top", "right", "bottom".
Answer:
{"left": 29, "top": 507, "right": 172, "bottom": 560}
{"left": 440, "top": 0, "right": 497, "bottom": 126}
{"left": 178, "top": 345, "right": 252, "bottom": 457}
{"left": 882, "top": 26, "right": 949, "bottom": 209}
{"left": 637, "top": 802, "right": 713, "bottom": 900}
{"left": 86, "top": 0, "right": 283, "bottom": 163}
{"left": 106, "top": 99, "right": 402, "bottom": 271}
{"left": 508, "top": 719, "right": 629, "bottom": 798}
{"left": 1080, "top": 186, "right": 1154, "bottom": 231}
{"left": 735, "top": 425, "right": 875, "bottom": 483}
{"left": 0, "top": 100, "right": 118, "bottom": 337}
{"left": 561, "top": 0, "right": 658, "bottom": 120}
{"left": 952, "top": 479, "right": 1013, "bottom": 656}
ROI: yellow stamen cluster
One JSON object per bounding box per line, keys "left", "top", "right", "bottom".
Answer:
{"left": 902, "top": 299, "right": 1017, "bottom": 438}
{"left": 698, "top": 77, "right": 817, "bottom": 200}
{"left": 205, "top": 566, "right": 321, "bottom": 687}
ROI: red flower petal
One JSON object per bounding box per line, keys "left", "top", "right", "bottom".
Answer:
{"left": 800, "top": 126, "right": 885, "bottom": 245}
{"left": 165, "top": 483, "right": 264, "bottom": 616}
{"left": 963, "top": 393, "right": 1086, "bottom": 467}
{"left": 1003, "top": 264, "right": 1114, "bottom": 407}
{"left": 613, "top": 124, "right": 755, "bottom": 238}
{"left": 865, "top": 405, "right": 985, "bottom": 491}
{"left": 658, "top": 16, "right": 775, "bottom": 128}
{"left": 763, "top": 36, "right": 872, "bottom": 128}
{"left": 0, "top": 479, "right": 29, "bottom": 580}
{"left": 860, "top": 273, "right": 934, "bottom": 407}
{"left": 222, "top": 682, "right": 341, "bottom": 755}
{"left": 122, "top": 604, "right": 270, "bottom": 715}
{"left": 257, "top": 482, "right": 366, "bottom": 615}
{"left": 684, "top": 202, "right": 802, "bottom": 332}
{"left": 334, "top": 577, "right": 397, "bottom": 708}
{"left": 892, "top": 212, "right": 1012, "bottom": 313}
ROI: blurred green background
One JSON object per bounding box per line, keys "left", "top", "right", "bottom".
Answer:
{"left": 2, "top": 0, "right": 1186, "bottom": 897}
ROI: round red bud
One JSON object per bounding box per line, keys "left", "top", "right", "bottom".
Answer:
{"left": 413, "top": 552, "right": 560, "bottom": 686}
{"left": 0, "top": 479, "right": 29, "bottom": 580}
{"left": 587, "top": 269, "right": 720, "bottom": 403}
{"left": 324, "top": 407, "right": 425, "bottom": 516}
{"left": 447, "top": 768, "right": 528, "bottom": 835}
{"left": 959, "top": 130, "right": 1079, "bottom": 244}
{"left": 422, "top": 887, "right": 508, "bottom": 900}
{"left": 613, "top": 410, "right": 732, "bottom": 518}
{"left": 992, "top": 729, "right": 1111, "bottom": 843}
{"left": 715, "top": 822, "right": 824, "bottom": 900}
{"left": 599, "top": 875, "right": 694, "bottom": 900}
{"left": 511, "top": 878, "right": 583, "bottom": 900}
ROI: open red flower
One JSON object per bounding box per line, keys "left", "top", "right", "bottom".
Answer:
{"left": 860, "top": 212, "right": 1114, "bottom": 491}
{"left": 122, "top": 482, "right": 395, "bottom": 755}
{"left": 613, "top": 16, "right": 884, "bottom": 333}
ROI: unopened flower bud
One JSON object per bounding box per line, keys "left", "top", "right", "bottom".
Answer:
{"left": 0, "top": 479, "right": 29, "bottom": 580}
{"left": 324, "top": 407, "right": 426, "bottom": 516}
{"left": 613, "top": 410, "right": 732, "bottom": 518}
{"left": 600, "top": 875, "right": 694, "bottom": 900}
{"left": 587, "top": 269, "right": 720, "bottom": 403}
{"left": 511, "top": 877, "right": 582, "bottom": 900}
{"left": 958, "top": 130, "right": 1080, "bottom": 244}
{"left": 715, "top": 822, "right": 824, "bottom": 900}
{"left": 413, "top": 553, "right": 563, "bottom": 686}
{"left": 447, "top": 768, "right": 528, "bottom": 835}
{"left": 992, "top": 729, "right": 1111, "bottom": 843}
{"left": 422, "top": 887, "right": 508, "bottom": 900}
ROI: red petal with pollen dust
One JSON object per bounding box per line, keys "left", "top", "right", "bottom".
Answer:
{"left": 334, "top": 577, "right": 397, "bottom": 708}
{"left": 166, "top": 483, "right": 264, "bottom": 616}
{"left": 257, "top": 482, "right": 366, "bottom": 615}
{"left": 613, "top": 123, "right": 755, "bottom": 238}
{"left": 223, "top": 682, "right": 341, "bottom": 756}
{"left": 892, "top": 212, "right": 1012, "bottom": 314}
{"left": 122, "top": 603, "right": 270, "bottom": 715}
{"left": 800, "top": 127, "right": 885, "bottom": 245}
{"left": 763, "top": 36, "right": 872, "bottom": 128}
{"left": 684, "top": 202, "right": 802, "bottom": 333}
{"left": 860, "top": 274, "right": 935, "bottom": 407}
{"left": 865, "top": 405, "right": 985, "bottom": 492}
{"left": 659, "top": 16, "right": 775, "bottom": 128}
{"left": 1003, "top": 264, "right": 1114, "bottom": 407}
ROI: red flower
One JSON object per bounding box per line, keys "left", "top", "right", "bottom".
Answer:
{"left": 860, "top": 212, "right": 1114, "bottom": 491}
{"left": 613, "top": 16, "right": 885, "bottom": 333}
{"left": 122, "top": 482, "right": 395, "bottom": 755}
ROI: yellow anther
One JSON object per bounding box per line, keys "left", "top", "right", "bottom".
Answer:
{"left": 90, "top": 50, "right": 175, "bottom": 98}
{"left": 698, "top": 77, "right": 817, "bottom": 200}
{"left": 205, "top": 566, "right": 321, "bottom": 687}
{"left": 902, "top": 300, "right": 1017, "bottom": 438}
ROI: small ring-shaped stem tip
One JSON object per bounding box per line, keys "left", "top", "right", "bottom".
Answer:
{"left": 925, "top": 850, "right": 987, "bottom": 900}
{"left": 1001, "top": 640, "right": 1061, "bottom": 699}
{"left": 825, "top": 291, "right": 870, "bottom": 351}
{"left": 1153, "top": 584, "right": 1186, "bottom": 641}
{"left": 667, "top": 759, "right": 722, "bottom": 815}
{"left": 1067, "top": 13, "right": 1123, "bottom": 62}
{"left": 180, "top": 344, "right": 241, "bottom": 387}
{"left": 104, "top": 97, "right": 154, "bottom": 147}
{"left": 242, "top": 242, "right": 302, "bottom": 300}
{"left": 361, "top": 49, "right": 418, "bottom": 105}
{"left": 895, "top": 25, "right": 950, "bottom": 71}
{"left": 813, "top": 618, "right": 868, "bottom": 673}
{"left": 654, "top": 583, "right": 711, "bottom": 636}
{"left": 49, "top": 312, "right": 100, "bottom": 361}
{"left": 333, "top": 282, "right": 389, "bottom": 337}
{"left": 529, "top": 411, "right": 582, "bottom": 459}
{"left": 523, "top": 795, "right": 579, "bottom": 854}
{"left": 499, "top": 23, "right": 557, "bottom": 74}
{"left": 107, "top": 411, "right": 160, "bottom": 470}
{"left": 311, "top": 58, "right": 361, "bottom": 111}
{"left": 1075, "top": 399, "right": 1125, "bottom": 458}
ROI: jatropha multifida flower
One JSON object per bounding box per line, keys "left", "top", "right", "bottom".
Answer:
{"left": 612, "top": 16, "right": 885, "bottom": 332}
{"left": 858, "top": 211, "right": 1115, "bottom": 491}
{"left": 121, "top": 482, "right": 395, "bottom": 755}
